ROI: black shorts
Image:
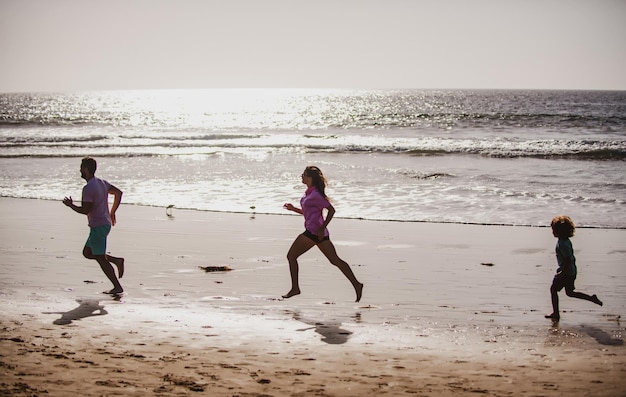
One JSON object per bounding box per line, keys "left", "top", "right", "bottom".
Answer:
{"left": 551, "top": 273, "right": 576, "bottom": 292}
{"left": 302, "top": 230, "right": 329, "bottom": 244}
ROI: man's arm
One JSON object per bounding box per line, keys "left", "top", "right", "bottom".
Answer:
{"left": 108, "top": 185, "right": 123, "bottom": 226}
{"left": 63, "top": 196, "right": 93, "bottom": 215}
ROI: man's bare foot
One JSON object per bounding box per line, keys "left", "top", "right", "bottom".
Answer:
{"left": 544, "top": 313, "right": 560, "bottom": 320}
{"left": 282, "top": 288, "right": 300, "bottom": 299}
{"left": 591, "top": 294, "right": 603, "bottom": 306}
{"left": 355, "top": 282, "right": 363, "bottom": 303}
{"left": 111, "top": 258, "right": 125, "bottom": 279}
{"left": 103, "top": 288, "right": 123, "bottom": 295}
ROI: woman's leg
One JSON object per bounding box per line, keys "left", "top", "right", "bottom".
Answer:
{"left": 282, "top": 234, "right": 316, "bottom": 298}
{"left": 317, "top": 240, "right": 363, "bottom": 302}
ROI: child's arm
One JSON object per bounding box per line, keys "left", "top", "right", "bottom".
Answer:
{"left": 556, "top": 242, "right": 575, "bottom": 275}
{"left": 556, "top": 257, "right": 573, "bottom": 275}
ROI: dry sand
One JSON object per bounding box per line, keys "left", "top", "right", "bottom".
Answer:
{"left": 1, "top": 197, "right": 625, "bottom": 396}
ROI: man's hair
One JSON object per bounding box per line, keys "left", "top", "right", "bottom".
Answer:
{"left": 81, "top": 157, "right": 97, "bottom": 174}
{"left": 551, "top": 215, "right": 575, "bottom": 238}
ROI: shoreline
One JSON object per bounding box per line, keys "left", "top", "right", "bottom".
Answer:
{"left": 3, "top": 195, "right": 625, "bottom": 230}
{"left": 1, "top": 196, "right": 624, "bottom": 396}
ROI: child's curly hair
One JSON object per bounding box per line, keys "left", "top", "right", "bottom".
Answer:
{"left": 551, "top": 215, "right": 575, "bottom": 238}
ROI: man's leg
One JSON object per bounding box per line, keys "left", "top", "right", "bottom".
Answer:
{"left": 95, "top": 255, "right": 123, "bottom": 294}
{"left": 83, "top": 246, "right": 123, "bottom": 293}
{"left": 106, "top": 254, "right": 125, "bottom": 278}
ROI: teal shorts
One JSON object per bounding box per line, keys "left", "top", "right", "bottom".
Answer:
{"left": 85, "top": 224, "right": 111, "bottom": 255}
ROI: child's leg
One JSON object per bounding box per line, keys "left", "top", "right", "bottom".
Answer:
{"left": 545, "top": 283, "right": 560, "bottom": 319}
{"left": 565, "top": 289, "right": 603, "bottom": 306}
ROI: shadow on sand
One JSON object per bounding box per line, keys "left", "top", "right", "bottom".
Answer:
{"left": 582, "top": 325, "right": 624, "bottom": 346}
{"left": 44, "top": 299, "right": 108, "bottom": 325}
{"left": 289, "top": 310, "right": 357, "bottom": 345}
{"left": 549, "top": 321, "right": 624, "bottom": 347}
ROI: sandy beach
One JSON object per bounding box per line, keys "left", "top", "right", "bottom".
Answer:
{"left": 1, "top": 196, "right": 624, "bottom": 396}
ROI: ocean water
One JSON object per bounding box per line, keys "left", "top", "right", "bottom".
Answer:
{"left": 1, "top": 89, "right": 625, "bottom": 228}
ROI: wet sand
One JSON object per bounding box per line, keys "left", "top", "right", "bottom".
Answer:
{"left": 1, "top": 197, "right": 624, "bottom": 396}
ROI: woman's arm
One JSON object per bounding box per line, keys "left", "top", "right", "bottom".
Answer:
{"left": 283, "top": 203, "right": 303, "bottom": 215}
{"left": 317, "top": 204, "right": 335, "bottom": 237}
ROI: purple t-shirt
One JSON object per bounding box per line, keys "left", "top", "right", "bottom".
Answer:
{"left": 300, "top": 186, "right": 330, "bottom": 236}
{"left": 82, "top": 177, "right": 112, "bottom": 227}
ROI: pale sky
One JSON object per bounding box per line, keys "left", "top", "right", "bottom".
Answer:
{"left": 1, "top": 0, "right": 625, "bottom": 93}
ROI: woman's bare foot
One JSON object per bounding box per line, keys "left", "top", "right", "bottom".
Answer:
{"left": 355, "top": 282, "right": 363, "bottom": 303}
{"left": 591, "top": 294, "right": 603, "bottom": 306}
{"left": 544, "top": 313, "right": 560, "bottom": 320}
{"left": 103, "top": 288, "right": 123, "bottom": 295}
{"left": 282, "top": 288, "right": 300, "bottom": 299}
